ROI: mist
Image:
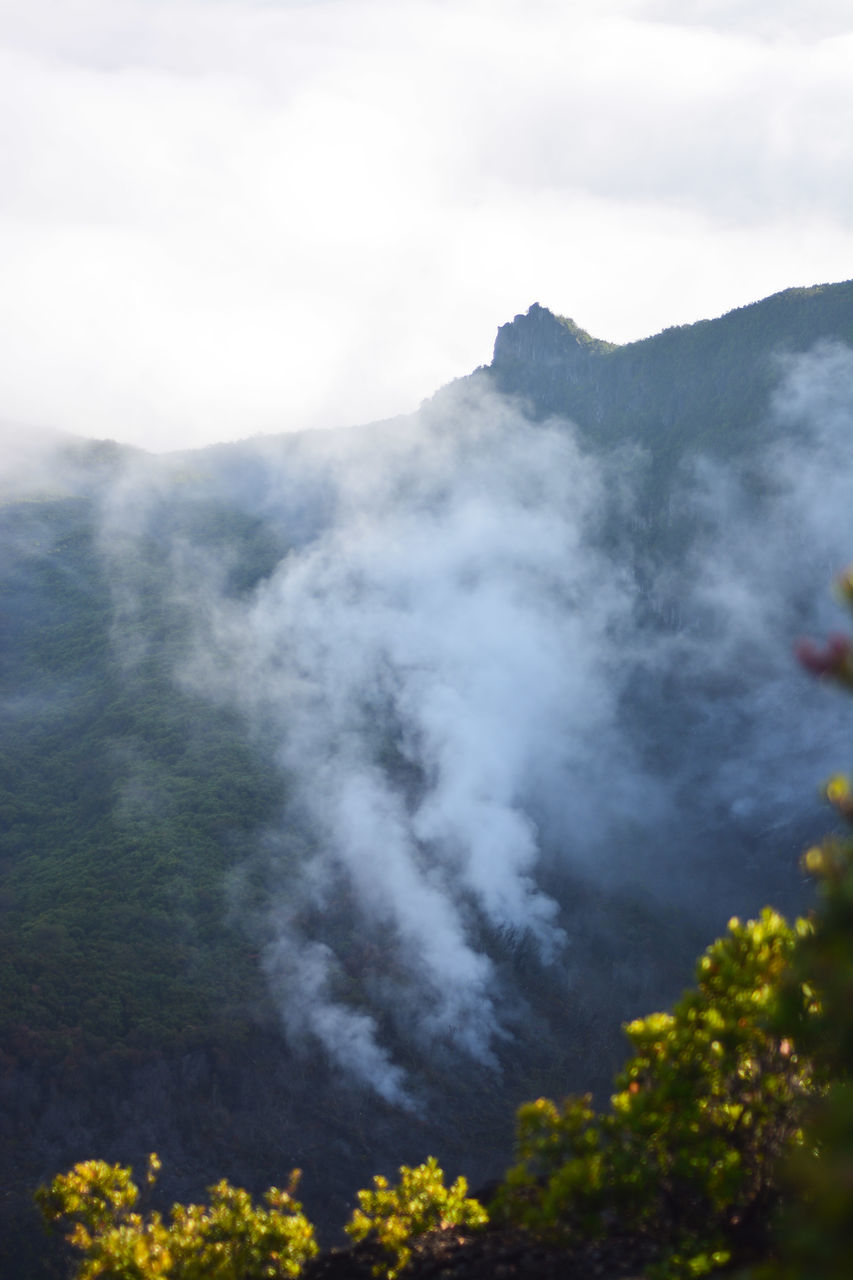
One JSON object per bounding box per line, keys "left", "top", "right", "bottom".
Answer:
{"left": 89, "top": 343, "right": 853, "bottom": 1102}
{"left": 2, "top": 0, "right": 853, "bottom": 451}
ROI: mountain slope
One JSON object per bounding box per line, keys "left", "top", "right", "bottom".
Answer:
{"left": 2, "top": 280, "right": 852, "bottom": 1276}
{"left": 486, "top": 280, "right": 853, "bottom": 454}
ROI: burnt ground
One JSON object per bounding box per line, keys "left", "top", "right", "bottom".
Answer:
{"left": 304, "top": 1224, "right": 663, "bottom": 1280}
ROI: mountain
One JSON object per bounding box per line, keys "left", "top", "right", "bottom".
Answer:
{"left": 2, "top": 281, "right": 852, "bottom": 1276}
{"left": 488, "top": 281, "right": 853, "bottom": 451}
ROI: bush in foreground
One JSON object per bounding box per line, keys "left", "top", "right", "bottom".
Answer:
{"left": 36, "top": 1153, "right": 317, "bottom": 1280}
{"left": 493, "top": 910, "right": 814, "bottom": 1277}
{"left": 35, "top": 887, "right": 844, "bottom": 1280}
{"left": 345, "top": 1156, "right": 487, "bottom": 1278}
{"left": 36, "top": 568, "right": 853, "bottom": 1280}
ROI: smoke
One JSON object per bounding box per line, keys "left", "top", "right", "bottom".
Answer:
{"left": 0, "top": 422, "right": 76, "bottom": 496}
{"left": 163, "top": 386, "right": 658, "bottom": 1099}
{"left": 94, "top": 345, "right": 853, "bottom": 1101}
{"left": 665, "top": 342, "right": 853, "bottom": 833}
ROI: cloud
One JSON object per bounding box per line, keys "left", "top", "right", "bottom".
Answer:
{"left": 0, "top": 0, "right": 851, "bottom": 450}
{"left": 636, "top": 0, "right": 853, "bottom": 41}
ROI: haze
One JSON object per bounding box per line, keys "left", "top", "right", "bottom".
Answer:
{"left": 1, "top": 0, "right": 852, "bottom": 451}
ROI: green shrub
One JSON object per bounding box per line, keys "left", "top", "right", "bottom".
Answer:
{"left": 34, "top": 564, "right": 853, "bottom": 1280}
{"left": 494, "top": 910, "right": 815, "bottom": 1277}
{"left": 494, "top": 564, "right": 853, "bottom": 1278}
{"left": 759, "top": 571, "right": 853, "bottom": 1278}
{"left": 36, "top": 1153, "right": 318, "bottom": 1280}
{"left": 345, "top": 1157, "right": 487, "bottom": 1278}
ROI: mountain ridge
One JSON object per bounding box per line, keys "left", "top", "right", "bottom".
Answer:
{"left": 2, "top": 278, "right": 853, "bottom": 1277}
{"left": 493, "top": 279, "right": 853, "bottom": 364}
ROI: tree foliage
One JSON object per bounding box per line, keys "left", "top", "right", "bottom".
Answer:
{"left": 758, "top": 567, "right": 853, "bottom": 1278}
{"left": 494, "top": 910, "right": 814, "bottom": 1276}
{"left": 36, "top": 1154, "right": 317, "bottom": 1280}
{"left": 492, "top": 564, "right": 853, "bottom": 1278}
{"left": 345, "top": 1157, "right": 487, "bottom": 1279}
{"left": 33, "top": 564, "right": 853, "bottom": 1279}
{"left": 765, "top": 836, "right": 853, "bottom": 1279}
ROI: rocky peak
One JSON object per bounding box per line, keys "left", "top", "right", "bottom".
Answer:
{"left": 491, "top": 303, "right": 603, "bottom": 370}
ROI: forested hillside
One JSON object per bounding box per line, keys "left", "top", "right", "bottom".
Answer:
{"left": 488, "top": 281, "right": 853, "bottom": 457}
{"left": 2, "top": 281, "right": 852, "bottom": 1277}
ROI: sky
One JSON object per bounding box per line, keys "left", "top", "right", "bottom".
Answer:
{"left": 1, "top": 0, "right": 852, "bottom": 452}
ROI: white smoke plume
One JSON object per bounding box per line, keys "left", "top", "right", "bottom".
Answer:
{"left": 161, "top": 385, "right": 658, "bottom": 1097}
{"left": 94, "top": 347, "right": 853, "bottom": 1101}
{"left": 667, "top": 342, "right": 853, "bottom": 831}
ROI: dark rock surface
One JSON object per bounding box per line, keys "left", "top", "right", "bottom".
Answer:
{"left": 305, "top": 1225, "right": 660, "bottom": 1280}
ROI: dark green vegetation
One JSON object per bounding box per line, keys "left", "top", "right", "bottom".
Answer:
{"left": 482, "top": 281, "right": 853, "bottom": 560}
{"left": 0, "top": 492, "right": 282, "bottom": 1059}
{"left": 36, "top": 808, "right": 853, "bottom": 1277}
{"left": 0, "top": 485, "right": 293, "bottom": 1276}
{"left": 489, "top": 608, "right": 853, "bottom": 1277}
{"left": 497, "top": 909, "right": 810, "bottom": 1277}
{"left": 487, "top": 282, "right": 853, "bottom": 458}
{"left": 2, "top": 279, "right": 853, "bottom": 1276}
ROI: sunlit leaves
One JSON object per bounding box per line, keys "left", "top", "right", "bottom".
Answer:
{"left": 496, "top": 912, "right": 814, "bottom": 1277}
{"left": 36, "top": 1156, "right": 317, "bottom": 1280}
{"left": 495, "top": 564, "right": 853, "bottom": 1278}
{"left": 345, "top": 1157, "right": 487, "bottom": 1279}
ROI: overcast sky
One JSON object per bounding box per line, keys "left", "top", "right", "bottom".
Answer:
{"left": 1, "top": 0, "right": 852, "bottom": 452}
